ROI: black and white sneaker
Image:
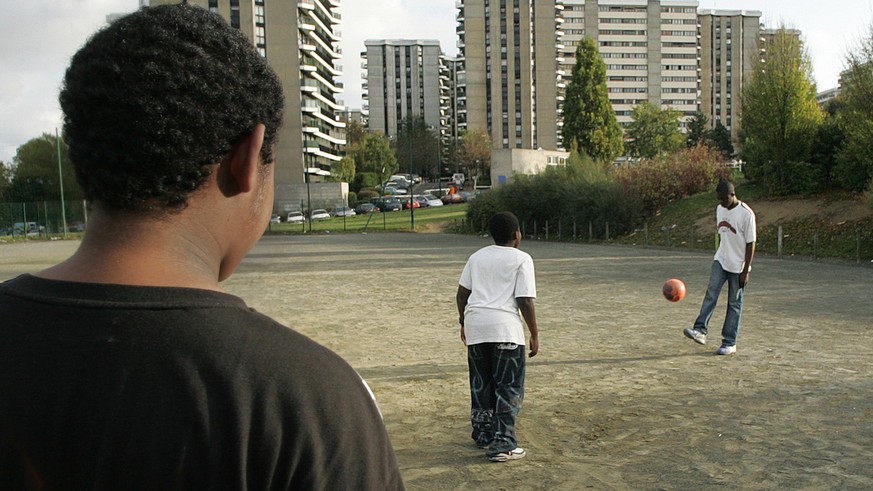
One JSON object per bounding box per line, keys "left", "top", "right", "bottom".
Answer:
{"left": 683, "top": 328, "right": 707, "bottom": 345}
{"left": 489, "top": 447, "right": 526, "bottom": 462}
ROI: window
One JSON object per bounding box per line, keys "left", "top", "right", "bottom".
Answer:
{"left": 230, "top": 0, "right": 240, "bottom": 28}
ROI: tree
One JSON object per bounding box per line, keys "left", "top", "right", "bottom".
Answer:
{"left": 625, "top": 102, "right": 684, "bottom": 159}
{"left": 356, "top": 131, "right": 397, "bottom": 185}
{"left": 394, "top": 116, "right": 439, "bottom": 180}
{"left": 6, "top": 133, "right": 84, "bottom": 203}
{"left": 561, "top": 37, "right": 624, "bottom": 163}
{"left": 0, "top": 161, "right": 11, "bottom": 200}
{"left": 704, "top": 120, "right": 734, "bottom": 159}
{"left": 329, "top": 153, "right": 356, "bottom": 185}
{"left": 685, "top": 112, "right": 708, "bottom": 148}
{"left": 457, "top": 128, "right": 492, "bottom": 185}
{"left": 834, "top": 24, "right": 873, "bottom": 192}
{"left": 345, "top": 120, "right": 366, "bottom": 149}
{"left": 740, "top": 27, "right": 823, "bottom": 195}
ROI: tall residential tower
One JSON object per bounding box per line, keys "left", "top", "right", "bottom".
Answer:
{"left": 559, "top": 0, "right": 700, "bottom": 132}
{"left": 149, "top": 0, "right": 346, "bottom": 188}
{"left": 362, "top": 40, "right": 446, "bottom": 139}
{"left": 699, "top": 9, "right": 761, "bottom": 148}
{"left": 456, "top": 0, "right": 563, "bottom": 151}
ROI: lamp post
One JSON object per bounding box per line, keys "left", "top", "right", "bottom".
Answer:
{"left": 304, "top": 166, "right": 313, "bottom": 233}
{"left": 407, "top": 120, "right": 414, "bottom": 230}
{"left": 55, "top": 128, "right": 68, "bottom": 238}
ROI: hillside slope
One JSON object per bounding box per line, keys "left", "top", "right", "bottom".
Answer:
{"left": 628, "top": 190, "right": 873, "bottom": 261}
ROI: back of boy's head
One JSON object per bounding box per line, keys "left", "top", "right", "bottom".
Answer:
{"left": 60, "top": 4, "right": 285, "bottom": 213}
{"left": 489, "top": 212, "right": 520, "bottom": 244}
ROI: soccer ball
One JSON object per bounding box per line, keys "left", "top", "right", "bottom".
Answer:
{"left": 662, "top": 278, "right": 686, "bottom": 302}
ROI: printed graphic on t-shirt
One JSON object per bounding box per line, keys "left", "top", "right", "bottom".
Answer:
{"left": 718, "top": 220, "right": 737, "bottom": 234}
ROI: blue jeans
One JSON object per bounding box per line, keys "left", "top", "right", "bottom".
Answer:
{"left": 694, "top": 260, "right": 744, "bottom": 347}
{"left": 467, "top": 342, "right": 525, "bottom": 455}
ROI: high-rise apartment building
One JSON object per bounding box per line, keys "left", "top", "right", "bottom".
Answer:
{"left": 456, "top": 0, "right": 563, "bottom": 151}
{"left": 559, "top": 0, "right": 700, "bottom": 132}
{"left": 149, "top": 0, "right": 346, "bottom": 189}
{"left": 361, "top": 40, "right": 445, "bottom": 139}
{"left": 699, "top": 9, "right": 761, "bottom": 148}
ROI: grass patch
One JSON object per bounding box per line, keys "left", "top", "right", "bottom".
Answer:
{"left": 265, "top": 204, "right": 469, "bottom": 234}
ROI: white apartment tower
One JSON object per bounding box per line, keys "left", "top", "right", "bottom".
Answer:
{"left": 151, "top": 0, "right": 346, "bottom": 187}
{"left": 559, "top": 0, "right": 700, "bottom": 130}
{"left": 699, "top": 9, "right": 761, "bottom": 149}
{"left": 456, "top": 0, "right": 563, "bottom": 151}
{"left": 362, "top": 40, "right": 446, "bottom": 139}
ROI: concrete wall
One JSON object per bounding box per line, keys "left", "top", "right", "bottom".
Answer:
{"left": 490, "top": 148, "right": 570, "bottom": 187}
{"left": 274, "top": 182, "right": 349, "bottom": 214}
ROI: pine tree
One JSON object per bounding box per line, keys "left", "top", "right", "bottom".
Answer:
{"left": 561, "top": 37, "right": 623, "bottom": 163}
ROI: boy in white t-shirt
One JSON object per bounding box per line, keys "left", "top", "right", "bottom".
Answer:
{"left": 684, "top": 180, "right": 757, "bottom": 355}
{"left": 457, "top": 212, "right": 539, "bottom": 462}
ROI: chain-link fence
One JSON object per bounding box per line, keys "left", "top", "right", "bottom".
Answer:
{"left": 0, "top": 200, "right": 88, "bottom": 239}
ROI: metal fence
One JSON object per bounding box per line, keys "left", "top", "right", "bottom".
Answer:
{"left": 517, "top": 217, "right": 873, "bottom": 264}
{"left": 0, "top": 200, "right": 88, "bottom": 238}
{"left": 4, "top": 200, "right": 871, "bottom": 264}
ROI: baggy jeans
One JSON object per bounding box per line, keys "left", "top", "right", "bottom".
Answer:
{"left": 467, "top": 342, "right": 525, "bottom": 455}
{"left": 694, "top": 260, "right": 745, "bottom": 347}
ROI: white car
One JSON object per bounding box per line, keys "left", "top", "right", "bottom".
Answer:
{"left": 286, "top": 211, "right": 304, "bottom": 224}
{"left": 422, "top": 194, "right": 443, "bottom": 207}
{"left": 310, "top": 209, "right": 331, "bottom": 221}
{"left": 331, "top": 206, "right": 356, "bottom": 217}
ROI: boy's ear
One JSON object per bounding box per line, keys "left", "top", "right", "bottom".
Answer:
{"left": 224, "top": 124, "right": 266, "bottom": 195}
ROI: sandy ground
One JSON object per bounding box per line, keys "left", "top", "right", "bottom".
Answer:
{"left": 2, "top": 234, "right": 872, "bottom": 490}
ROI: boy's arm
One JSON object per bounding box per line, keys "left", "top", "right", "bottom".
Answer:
{"left": 740, "top": 241, "right": 755, "bottom": 287}
{"left": 516, "top": 297, "right": 538, "bottom": 358}
{"left": 456, "top": 285, "right": 471, "bottom": 344}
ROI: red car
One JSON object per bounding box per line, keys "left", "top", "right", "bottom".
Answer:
{"left": 402, "top": 197, "right": 421, "bottom": 209}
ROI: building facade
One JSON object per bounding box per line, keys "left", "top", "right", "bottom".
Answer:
{"left": 559, "top": 0, "right": 700, "bottom": 132}
{"left": 456, "top": 0, "right": 562, "bottom": 151}
{"left": 149, "top": 0, "right": 346, "bottom": 194}
{"left": 362, "top": 40, "right": 446, "bottom": 139}
{"left": 699, "top": 9, "right": 761, "bottom": 148}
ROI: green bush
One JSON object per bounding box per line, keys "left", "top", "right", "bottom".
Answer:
{"left": 357, "top": 189, "right": 379, "bottom": 202}
{"left": 465, "top": 155, "right": 643, "bottom": 237}
{"left": 352, "top": 172, "right": 380, "bottom": 193}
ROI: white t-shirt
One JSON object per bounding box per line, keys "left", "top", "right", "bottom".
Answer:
{"left": 714, "top": 201, "right": 757, "bottom": 273}
{"left": 458, "top": 244, "right": 537, "bottom": 346}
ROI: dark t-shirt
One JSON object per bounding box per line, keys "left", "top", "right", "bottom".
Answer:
{"left": 0, "top": 275, "right": 404, "bottom": 490}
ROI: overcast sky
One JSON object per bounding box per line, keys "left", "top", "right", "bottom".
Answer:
{"left": 1, "top": 0, "right": 871, "bottom": 163}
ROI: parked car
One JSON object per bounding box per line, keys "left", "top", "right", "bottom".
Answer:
{"left": 402, "top": 197, "right": 421, "bottom": 209}
{"left": 441, "top": 193, "right": 464, "bottom": 204}
{"left": 310, "top": 208, "right": 331, "bottom": 221}
{"left": 355, "top": 202, "right": 378, "bottom": 214}
{"left": 270, "top": 213, "right": 281, "bottom": 224}
{"left": 372, "top": 196, "right": 402, "bottom": 212}
{"left": 331, "top": 206, "right": 356, "bottom": 217}
{"left": 421, "top": 194, "right": 443, "bottom": 207}
{"left": 286, "top": 211, "right": 304, "bottom": 224}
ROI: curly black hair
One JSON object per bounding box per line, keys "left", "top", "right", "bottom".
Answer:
{"left": 60, "top": 4, "right": 284, "bottom": 212}
{"left": 489, "top": 211, "right": 520, "bottom": 245}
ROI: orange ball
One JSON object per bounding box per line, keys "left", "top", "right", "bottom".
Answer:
{"left": 662, "top": 278, "right": 686, "bottom": 302}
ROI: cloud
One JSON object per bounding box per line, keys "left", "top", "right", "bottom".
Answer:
{"left": 0, "top": 0, "right": 133, "bottom": 162}
{"left": 337, "top": 0, "right": 457, "bottom": 110}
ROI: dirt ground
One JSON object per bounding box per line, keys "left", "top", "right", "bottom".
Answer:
{"left": 2, "top": 234, "right": 872, "bottom": 490}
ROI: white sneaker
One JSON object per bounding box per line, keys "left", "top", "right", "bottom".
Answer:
{"left": 489, "top": 447, "right": 526, "bottom": 462}
{"left": 716, "top": 345, "right": 736, "bottom": 355}
{"left": 683, "top": 328, "right": 707, "bottom": 345}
